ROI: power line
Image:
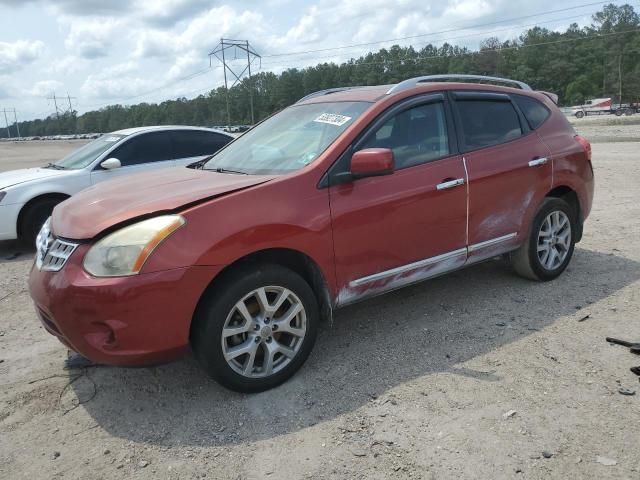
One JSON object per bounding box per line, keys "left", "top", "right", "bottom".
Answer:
{"left": 260, "top": 0, "right": 625, "bottom": 59}
{"left": 259, "top": 9, "right": 636, "bottom": 67}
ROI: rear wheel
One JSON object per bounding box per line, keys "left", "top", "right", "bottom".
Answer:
{"left": 511, "top": 198, "right": 576, "bottom": 281}
{"left": 575, "top": 111, "right": 585, "bottom": 119}
{"left": 191, "top": 264, "right": 319, "bottom": 393}
{"left": 19, "top": 198, "right": 62, "bottom": 247}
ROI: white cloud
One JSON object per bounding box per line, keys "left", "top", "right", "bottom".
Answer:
{"left": 28, "top": 79, "right": 64, "bottom": 97}
{"left": 0, "top": 39, "right": 45, "bottom": 74}
{"left": 79, "top": 61, "right": 153, "bottom": 99}
{"left": 64, "top": 18, "right": 123, "bottom": 59}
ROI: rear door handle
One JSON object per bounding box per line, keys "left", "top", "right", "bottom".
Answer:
{"left": 437, "top": 178, "right": 465, "bottom": 190}
{"left": 528, "top": 157, "right": 548, "bottom": 167}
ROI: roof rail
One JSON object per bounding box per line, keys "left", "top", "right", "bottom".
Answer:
{"left": 296, "top": 86, "right": 365, "bottom": 103}
{"left": 386, "top": 75, "right": 532, "bottom": 94}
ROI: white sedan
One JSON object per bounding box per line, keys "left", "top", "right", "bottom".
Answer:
{"left": 0, "top": 125, "right": 233, "bottom": 244}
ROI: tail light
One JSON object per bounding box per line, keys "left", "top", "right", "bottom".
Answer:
{"left": 575, "top": 135, "right": 591, "bottom": 161}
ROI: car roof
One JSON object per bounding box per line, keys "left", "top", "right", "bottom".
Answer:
{"left": 111, "top": 125, "right": 232, "bottom": 137}
{"left": 295, "top": 75, "right": 545, "bottom": 106}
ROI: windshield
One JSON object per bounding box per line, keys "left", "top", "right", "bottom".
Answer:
{"left": 204, "top": 101, "right": 371, "bottom": 175}
{"left": 52, "top": 134, "right": 125, "bottom": 170}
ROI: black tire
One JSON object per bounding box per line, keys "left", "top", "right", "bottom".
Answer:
{"left": 511, "top": 198, "right": 576, "bottom": 281}
{"left": 615, "top": 108, "right": 624, "bottom": 116}
{"left": 191, "top": 264, "right": 319, "bottom": 393}
{"left": 575, "top": 111, "right": 585, "bottom": 119}
{"left": 19, "top": 198, "right": 62, "bottom": 247}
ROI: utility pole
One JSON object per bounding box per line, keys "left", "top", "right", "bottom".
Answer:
{"left": 0, "top": 109, "right": 22, "bottom": 139}
{"left": 48, "top": 92, "right": 61, "bottom": 120}
{"left": 208, "top": 39, "right": 261, "bottom": 128}
{"left": 618, "top": 53, "right": 623, "bottom": 105}
{"left": 2, "top": 108, "right": 10, "bottom": 139}
{"left": 13, "top": 108, "right": 20, "bottom": 138}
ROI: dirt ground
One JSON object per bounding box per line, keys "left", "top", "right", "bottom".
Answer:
{"left": 1, "top": 127, "right": 639, "bottom": 480}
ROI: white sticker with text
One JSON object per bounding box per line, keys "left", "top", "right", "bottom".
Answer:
{"left": 313, "top": 113, "right": 352, "bottom": 126}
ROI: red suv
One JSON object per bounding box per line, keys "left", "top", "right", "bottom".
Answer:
{"left": 29, "top": 75, "right": 594, "bottom": 392}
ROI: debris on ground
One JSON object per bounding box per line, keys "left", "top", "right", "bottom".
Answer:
{"left": 578, "top": 314, "right": 591, "bottom": 322}
{"left": 503, "top": 410, "right": 517, "bottom": 419}
{"left": 596, "top": 456, "right": 617, "bottom": 466}
{"left": 617, "top": 388, "right": 636, "bottom": 396}
{"left": 542, "top": 451, "right": 553, "bottom": 459}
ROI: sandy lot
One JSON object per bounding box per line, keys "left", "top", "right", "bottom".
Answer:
{"left": 1, "top": 129, "right": 639, "bottom": 479}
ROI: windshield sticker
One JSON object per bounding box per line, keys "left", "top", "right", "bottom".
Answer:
{"left": 102, "top": 136, "right": 121, "bottom": 142}
{"left": 313, "top": 113, "right": 352, "bottom": 126}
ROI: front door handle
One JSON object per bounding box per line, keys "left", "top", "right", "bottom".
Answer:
{"left": 437, "top": 178, "right": 465, "bottom": 190}
{"left": 528, "top": 157, "right": 548, "bottom": 167}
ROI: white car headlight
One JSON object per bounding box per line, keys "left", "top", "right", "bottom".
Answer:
{"left": 83, "top": 215, "right": 185, "bottom": 277}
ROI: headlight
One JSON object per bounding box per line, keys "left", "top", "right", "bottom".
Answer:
{"left": 83, "top": 215, "right": 185, "bottom": 277}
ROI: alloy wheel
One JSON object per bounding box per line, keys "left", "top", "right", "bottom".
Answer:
{"left": 221, "top": 286, "right": 307, "bottom": 378}
{"left": 537, "top": 210, "right": 572, "bottom": 271}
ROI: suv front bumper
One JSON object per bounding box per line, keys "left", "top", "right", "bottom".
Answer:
{"left": 28, "top": 245, "right": 222, "bottom": 366}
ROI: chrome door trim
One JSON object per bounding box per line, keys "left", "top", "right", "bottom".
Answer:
{"left": 348, "top": 248, "right": 467, "bottom": 288}
{"left": 436, "top": 178, "right": 465, "bottom": 190}
{"left": 528, "top": 157, "right": 548, "bottom": 167}
{"left": 468, "top": 232, "right": 517, "bottom": 253}
{"left": 462, "top": 156, "right": 470, "bottom": 245}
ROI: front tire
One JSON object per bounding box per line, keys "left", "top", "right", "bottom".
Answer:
{"left": 191, "top": 264, "right": 319, "bottom": 393}
{"left": 511, "top": 198, "right": 576, "bottom": 281}
{"left": 19, "top": 198, "right": 62, "bottom": 247}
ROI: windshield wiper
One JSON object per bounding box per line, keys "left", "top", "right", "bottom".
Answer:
{"left": 43, "top": 162, "right": 65, "bottom": 170}
{"left": 212, "top": 167, "right": 248, "bottom": 175}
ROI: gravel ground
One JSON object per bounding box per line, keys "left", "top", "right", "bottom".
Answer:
{"left": 1, "top": 128, "right": 639, "bottom": 479}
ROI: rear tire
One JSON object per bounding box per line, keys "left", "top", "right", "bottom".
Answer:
{"left": 191, "top": 264, "right": 319, "bottom": 393}
{"left": 19, "top": 198, "right": 62, "bottom": 247}
{"left": 511, "top": 198, "right": 576, "bottom": 281}
{"left": 575, "top": 111, "right": 585, "bottom": 119}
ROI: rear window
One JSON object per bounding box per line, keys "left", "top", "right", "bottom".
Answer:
{"left": 456, "top": 100, "right": 522, "bottom": 149}
{"left": 513, "top": 95, "right": 550, "bottom": 129}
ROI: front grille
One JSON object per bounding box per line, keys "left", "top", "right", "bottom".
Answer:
{"left": 35, "top": 218, "right": 79, "bottom": 272}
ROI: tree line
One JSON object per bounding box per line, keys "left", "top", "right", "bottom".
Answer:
{"left": 3, "top": 3, "right": 639, "bottom": 138}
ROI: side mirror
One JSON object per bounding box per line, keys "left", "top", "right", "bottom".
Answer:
{"left": 351, "top": 148, "right": 394, "bottom": 179}
{"left": 100, "top": 158, "right": 121, "bottom": 170}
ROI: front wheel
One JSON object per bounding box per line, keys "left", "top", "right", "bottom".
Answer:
{"left": 511, "top": 198, "right": 576, "bottom": 281}
{"left": 191, "top": 264, "right": 319, "bottom": 393}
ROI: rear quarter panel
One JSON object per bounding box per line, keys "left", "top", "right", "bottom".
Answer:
{"left": 536, "top": 101, "right": 594, "bottom": 221}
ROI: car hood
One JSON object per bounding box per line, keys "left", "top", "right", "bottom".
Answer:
{"left": 52, "top": 168, "right": 276, "bottom": 240}
{"left": 0, "top": 167, "right": 69, "bottom": 189}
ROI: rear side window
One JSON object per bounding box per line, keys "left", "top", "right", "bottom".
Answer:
{"left": 110, "top": 132, "right": 173, "bottom": 167}
{"left": 513, "top": 95, "right": 550, "bottom": 129}
{"left": 455, "top": 100, "right": 522, "bottom": 150}
{"left": 171, "top": 131, "right": 231, "bottom": 158}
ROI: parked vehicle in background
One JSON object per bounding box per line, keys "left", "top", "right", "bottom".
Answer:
{"left": 570, "top": 97, "right": 638, "bottom": 118}
{"left": 29, "top": 75, "right": 594, "bottom": 393}
{"left": 0, "top": 126, "right": 233, "bottom": 244}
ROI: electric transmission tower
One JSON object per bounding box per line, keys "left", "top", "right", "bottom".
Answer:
{"left": 208, "top": 39, "right": 261, "bottom": 127}
{"left": 47, "top": 92, "right": 76, "bottom": 120}
{"left": 1, "top": 108, "right": 20, "bottom": 139}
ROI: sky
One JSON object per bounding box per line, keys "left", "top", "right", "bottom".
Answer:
{"left": 0, "top": 0, "right": 611, "bottom": 121}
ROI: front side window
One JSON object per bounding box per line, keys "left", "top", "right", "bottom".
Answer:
{"left": 53, "top": 134, "right": 125, "bottom": 170}
{"left": 109, "top": 131, "right": 173, "bottom": 167}
{"left": 455, "top": 100, "right": 522, "bottom": 150}
{"left": 203, "top": 101, "right": 371, "bottom": 175}
{"left": 359, "top": 102, "right": 450, "bottom": 170}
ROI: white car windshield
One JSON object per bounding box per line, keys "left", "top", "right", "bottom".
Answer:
{"left": 203, "top": 101, "right": 371, "bottom": 175}
{"left": 48, "top": 134, "right": 125, "bottom": 170}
